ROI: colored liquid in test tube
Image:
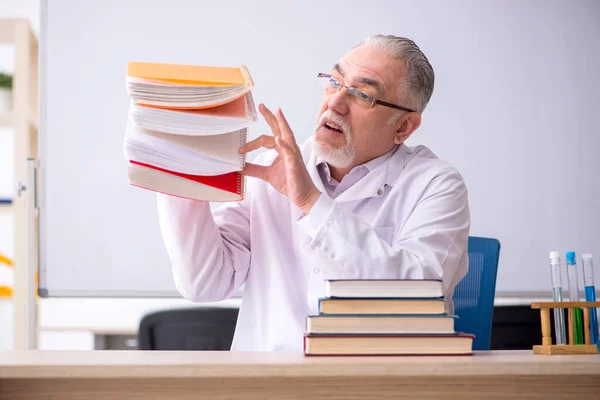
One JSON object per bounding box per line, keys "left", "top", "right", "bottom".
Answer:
{"left": 549, "top": 251, "right": 566, "bottom": 345}
{"left": 582, "top": 254, "right": 598, "bottom": 344}
{"left": 566, "top": 251, "right": 583, "bottom": 344}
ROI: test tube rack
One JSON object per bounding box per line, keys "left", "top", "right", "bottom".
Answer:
{"left": 531, "top": 301, "right": 600, "bottom": 355}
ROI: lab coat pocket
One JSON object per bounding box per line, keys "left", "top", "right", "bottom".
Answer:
{"left": 374, "top": 226, "right": 395, "bottom": 246}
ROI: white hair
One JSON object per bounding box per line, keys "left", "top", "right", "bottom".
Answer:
{"left": 359, "top": 35, "right": 435, "bottom": 114}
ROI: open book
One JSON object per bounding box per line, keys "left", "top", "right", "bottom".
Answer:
{"left": 130, "top": 92, "right": 257, "bottom": 136}
{"left": 124, "top": 118, "right": 247, "bottom": 176}
{"left": 126, "top": 62, "right": 254, "bottom": 109}
{"left": 124, "top": 62, "right": 256, "bottom": 202}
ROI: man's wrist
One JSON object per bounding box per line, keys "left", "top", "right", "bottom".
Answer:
{"left": 299, "top": 189, "right": 322, "bottom": 215}
{"left": 296, "top": 192, "right": 335, "bottom": 239}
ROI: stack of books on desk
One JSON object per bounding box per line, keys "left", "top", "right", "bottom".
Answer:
{"left": 304, "top": 279, "right": 474, "bottom": 356}
{"left": 124, "top": 61, "right": 257, "bottom": 201}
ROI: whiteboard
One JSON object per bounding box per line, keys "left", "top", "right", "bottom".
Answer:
{"left": 39, "top": 0, "right": 600, "bottom": 297}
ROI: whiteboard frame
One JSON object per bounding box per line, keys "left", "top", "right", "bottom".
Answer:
{"left": 37, "top": 0, "right": 181, "bottom": 297}
{"left": 36, "top": 0, "right": 600, "bottom": 299}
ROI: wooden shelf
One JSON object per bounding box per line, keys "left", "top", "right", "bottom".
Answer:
{"left": 0, "top": 19, "right": 16, "bottom": 44}
{"left": 0, "top": 18, "right": 39, "bottom": 350}
{"left": 0, "top": 200, "right": 13, "bottom": 217}
{"left": 28, "top": 114, "right": 38, "bottom": 130}
{"left": 0, "top": 113, "right": 13, "bottom": 127}
{"left": 0, "top": 112, "right": 37, "bottom": 130}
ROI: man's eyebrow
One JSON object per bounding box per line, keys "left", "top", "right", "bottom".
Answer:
{"left": 332, "top": 63, "right": 384, "bottom": 95}
{"left": 356, "top": 76, "right": 384, "bottom": 95}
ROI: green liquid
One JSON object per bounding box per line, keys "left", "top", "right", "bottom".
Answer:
{"left": 573, "top": 308, "right": 584, "bottom": 345}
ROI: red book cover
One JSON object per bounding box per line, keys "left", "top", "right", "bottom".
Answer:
{"left": 130, "top": 160, "right": 241, "bottom": 195}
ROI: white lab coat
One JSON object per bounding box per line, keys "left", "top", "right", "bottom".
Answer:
{"left": 157, "top": 137, "right": 470, "bottom": 351}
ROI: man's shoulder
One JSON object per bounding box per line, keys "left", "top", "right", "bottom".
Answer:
{"left": 397, "top": 144, "right": 467, "bottom": 195}
{"left": 403, "top": 144, "right": 464, "bottom": 180}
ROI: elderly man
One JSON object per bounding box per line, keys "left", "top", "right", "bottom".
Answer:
{"left": 157, "top": 34, "right": 470, "bottom": 351}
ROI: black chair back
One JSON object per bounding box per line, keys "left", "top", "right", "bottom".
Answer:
{"left": 138, "top": 307, "right": 239, "bottom": 350}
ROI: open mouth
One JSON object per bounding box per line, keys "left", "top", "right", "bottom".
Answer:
{"left": 323, "top": 120, "right": 344, "bottom": 134}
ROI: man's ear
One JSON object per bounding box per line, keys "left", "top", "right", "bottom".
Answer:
{"left": 394, "top": 112, "right": 421, "bottom": 145}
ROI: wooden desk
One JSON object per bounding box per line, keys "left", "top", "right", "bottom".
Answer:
{"left": 1, "top": 350, "right": 599, "bottom": 399}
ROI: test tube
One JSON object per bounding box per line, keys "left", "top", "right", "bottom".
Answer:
{"left": 566, "top": 251, "right": 583, "bottom": 344}
{"left": 549, "top": 251, "right": 566, "bottom": 345}
{"left": 582, "top": 254, "right": 598, "bottom": 344}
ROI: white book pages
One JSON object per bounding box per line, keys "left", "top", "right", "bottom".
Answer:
{"left": 130, "top": 92, "right": 256, "bottom": 136}
{"left": 126, "top": 77, "right": 250, "bottom": 108}
{"left": 139, "top": 127, "right": 247, "bottom": 166}
{"left": 124, "top": 119, "right": 243, "bottom": 176}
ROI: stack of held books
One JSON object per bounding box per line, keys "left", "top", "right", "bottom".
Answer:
{"left": 124, "top": 61, "right": 257, "bottom": 201}
{"left": 304, "top": 279, "right": 474, "bottom": 356}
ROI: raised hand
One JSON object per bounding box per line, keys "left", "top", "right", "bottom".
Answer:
{"left": 240, "top": 104, "right": 321, "bottom": 214}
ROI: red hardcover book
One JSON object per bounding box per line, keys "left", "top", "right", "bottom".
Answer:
{"left": 128, "top": 160, "right": 245, "bottom": 201}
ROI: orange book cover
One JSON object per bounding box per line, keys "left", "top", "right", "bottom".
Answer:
{"left": 127, "top": 61, "right": 254, "bottom": 87}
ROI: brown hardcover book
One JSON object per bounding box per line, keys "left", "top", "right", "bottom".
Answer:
{"left": 304, "top": 333, "right": 475, "bottom": 356}
{"left": 318, "top": 298, "right": 446, "bottom": 315}
{"left": 306, "top": 314, "right": 456, "bottom": 334}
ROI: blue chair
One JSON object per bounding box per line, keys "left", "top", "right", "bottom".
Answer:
{"left": 453, "top": 236, "right": 501, "bottom": 350}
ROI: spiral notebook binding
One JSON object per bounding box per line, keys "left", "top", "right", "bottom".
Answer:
{"left": 237, "top": 172, "right": 246, "bottom": 201}
{"left": 238, "top": 127, "right": 248, "bottom": 200}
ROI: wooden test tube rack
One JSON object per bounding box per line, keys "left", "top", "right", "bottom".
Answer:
{"left": 531, "top": 301, "right": 600, "bottom": 355}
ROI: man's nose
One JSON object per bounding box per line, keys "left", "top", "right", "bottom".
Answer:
{"left": 327, "top": 87, "right": 350, "bottom": 116}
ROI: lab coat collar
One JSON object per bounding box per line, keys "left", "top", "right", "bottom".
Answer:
{"left": 306, "top": 140, "right": 407, "bottom": 204}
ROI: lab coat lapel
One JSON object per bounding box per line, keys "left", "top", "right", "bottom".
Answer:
{"left": 302, "top": 139, "right": 407, "bottom": 204}
{"left": 335, "top": 145, "right": 407, "bottom": 203}
{"left": 334, "top": 169, "right": 387, "bottom": 203}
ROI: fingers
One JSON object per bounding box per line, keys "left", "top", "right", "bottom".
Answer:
{"left": 242, "top": 163, "right": 269, "bottom": 181}
{"left": 274, "top": 108, "right": 296, "bottom": 144}
{"left": 275, "top": 136, "right": 296, "bottom": 163}
{"left": 240, "top": 134, "right": 275, "bottom": 154}
{"left": 259, "top": 104, "right": 297, "bottom": 148}
{"left": 259, "top": 104, "right": 281, "bottom": 138}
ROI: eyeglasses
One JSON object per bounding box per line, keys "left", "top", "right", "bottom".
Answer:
{"left": 317, "top": 73, "right": 416, "bottom": 113}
